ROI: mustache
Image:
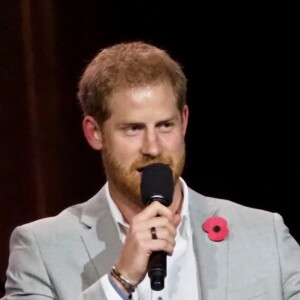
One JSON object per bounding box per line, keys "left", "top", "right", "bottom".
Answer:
{"left": 131, "top": 157, "right": 174, "bottom": 172}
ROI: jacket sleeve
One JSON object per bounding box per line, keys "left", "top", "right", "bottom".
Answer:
{"left": 1, "top": 226, "right": 112, "bottom": 300}
{"left": 274, "top": 213, "right": 300, "bottom": 299}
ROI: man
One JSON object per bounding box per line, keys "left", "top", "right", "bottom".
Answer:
{"left": 2, "top": 41, "right": 300, "bottom": 300}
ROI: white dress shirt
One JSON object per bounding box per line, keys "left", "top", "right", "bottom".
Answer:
{"left": 100, "top": 178, "right": 200, "bottom": 300}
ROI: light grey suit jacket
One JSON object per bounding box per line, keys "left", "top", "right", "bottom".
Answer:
{"left": 2, "top": 186, "right": 300, "bottom": 300}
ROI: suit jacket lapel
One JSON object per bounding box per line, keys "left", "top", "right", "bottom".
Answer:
{"left": 80, "top": 187, "right": 122, "bottom": 280}
{"left": 190, "top": 189, "right": 229, "bottom": 300}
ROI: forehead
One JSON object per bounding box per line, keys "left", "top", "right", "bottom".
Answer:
{"left": 108, "top": 83, "right": 178, "bottom": 116}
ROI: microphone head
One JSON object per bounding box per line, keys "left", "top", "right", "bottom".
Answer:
{"left": 141, "top": 163, "right": 174, "bottom": 207}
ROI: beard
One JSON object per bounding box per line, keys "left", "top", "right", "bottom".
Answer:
{"left": 101, "top": 146, "right": 186, "bottom": 207}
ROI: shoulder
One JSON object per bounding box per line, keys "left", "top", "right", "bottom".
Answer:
{"left": 10, "top": 188, "right": 107, "bottom": 243}
{"left": 187, "top": 187, "right": 297, "bottom": 250}
{"left": 189, "top": 187, "right": 273, "bottom": 212}
{"left": 188, "top": 187, "right": 279, "bottom": 226}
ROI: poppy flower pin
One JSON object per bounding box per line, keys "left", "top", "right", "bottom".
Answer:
{"left": 202, "top": 216, "right": 229, "bottom": 242}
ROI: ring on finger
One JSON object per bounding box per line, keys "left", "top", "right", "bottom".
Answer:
{"left": 150, "top": 227, "right": 158, "bottom": 239}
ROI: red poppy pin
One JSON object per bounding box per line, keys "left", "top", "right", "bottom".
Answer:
{"left": 202, "top": 216, "right": 229, "bottom": 242}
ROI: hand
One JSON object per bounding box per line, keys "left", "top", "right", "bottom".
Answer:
{"left": 113, "top": 201, "right": 181, "bottom": 287}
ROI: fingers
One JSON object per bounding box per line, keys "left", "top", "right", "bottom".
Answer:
{"left": 147, "top": 228, "right": 176, "bottom": 253}
{"left": 129, "top": 201, "right": 177, "bottom": 242}
{"left": 134, "top": 201, "right": 173, "bottom": 222}
{"left": 130, "top": 215, "right": 176, "bottom": 237}
{"left": 128, "top": 201, "right": 178, "bottom": 253}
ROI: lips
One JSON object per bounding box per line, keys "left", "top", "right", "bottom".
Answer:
{"left": 137, "top": 167, "right": 144, "bottom": 172}
{"left": 137, "top": 165, "right": 151, "bottom": 173}
{"left": 137, "top": 164, "right": 158, "bottom": 173}
{"left": 136, "top": 162, "right": 171, "bottom": 174}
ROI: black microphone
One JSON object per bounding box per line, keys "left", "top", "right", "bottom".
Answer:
{"left": 141, "top": 163, "right": 174, "bottom": 291}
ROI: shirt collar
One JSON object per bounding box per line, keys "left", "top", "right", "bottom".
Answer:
{"left": 105, "top": 182, "right": 127, "bottom": 239}
{"left": 178, "top": 177, "right": 192, "bottom": 239}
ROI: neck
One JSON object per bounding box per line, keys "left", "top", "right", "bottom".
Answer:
{"left": 108, "top": 180, "right": 184, "bottom": 224}
{"left": 169, "top": 180, "right": 184, "bottom": 215}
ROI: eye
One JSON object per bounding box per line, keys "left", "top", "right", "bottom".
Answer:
{"left": 123, "top": 124, "right": 142, "bottom": 136}
{"left": 158, "top": 121, "right": 173, "bottom": 133}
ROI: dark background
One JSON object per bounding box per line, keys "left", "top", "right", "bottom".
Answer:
{"left": 0, "top": 0, "right": 298, "bottom": 294}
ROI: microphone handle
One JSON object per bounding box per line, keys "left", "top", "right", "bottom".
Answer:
{"left": 147, "top": 197, "right": 168, "bottom": 291}
{"left": 148, "top": 250, "right": 166, "bottom": 291}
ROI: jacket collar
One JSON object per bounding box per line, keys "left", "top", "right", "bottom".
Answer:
{"left": 80, "top": 187, "right": 122, "bottom": 278}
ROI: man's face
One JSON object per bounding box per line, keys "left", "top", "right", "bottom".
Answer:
{"left": 100, "top": 82, "right": 188, "bottom": 207}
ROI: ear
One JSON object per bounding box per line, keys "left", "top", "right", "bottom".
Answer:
{"left": 82, "top": 116, "right": 103, "bottom": 150}
{"left": 182, "top": 105, "right": 189, "bottom": 135}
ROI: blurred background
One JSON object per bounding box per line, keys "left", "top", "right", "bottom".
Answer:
{"left": 0, "top": 0, "right": 298, "bottom": 294}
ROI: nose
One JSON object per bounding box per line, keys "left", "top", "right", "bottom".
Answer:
{"left": 141, "top": 129, "right": 161, "bottom": 158}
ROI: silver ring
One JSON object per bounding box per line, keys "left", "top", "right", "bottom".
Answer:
{"left": 150, "top": 227, "right": 157, "bottom": 239}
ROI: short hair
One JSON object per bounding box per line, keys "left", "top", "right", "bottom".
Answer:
{"left": 77, "top": 41, "right": 187, "bottom": 126}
